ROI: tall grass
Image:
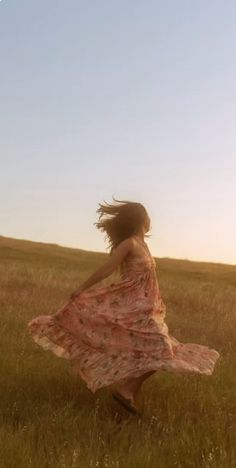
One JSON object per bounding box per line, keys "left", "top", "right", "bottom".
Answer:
{"left": 1, "top": 235, "right": 236, "bottom": 468}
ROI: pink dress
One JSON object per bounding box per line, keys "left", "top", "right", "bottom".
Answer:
{"left": 27, "top": 247, "right": 220, "bottom": 393}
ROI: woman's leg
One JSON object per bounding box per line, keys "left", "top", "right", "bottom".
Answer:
{"left": 115, "top": 370, "right": 156, "bottom": 402}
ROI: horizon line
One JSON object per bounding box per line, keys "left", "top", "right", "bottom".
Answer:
{"left": 1, "top": 234, "right": 236, "bottom": 268}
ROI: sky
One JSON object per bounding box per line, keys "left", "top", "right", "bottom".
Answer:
{"left": 1, "top": 1, "right": 235, "bottom": 265}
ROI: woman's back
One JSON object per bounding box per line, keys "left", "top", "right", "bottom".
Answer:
{"left": 119, "top": 236, "right": 156, "bottom": 280}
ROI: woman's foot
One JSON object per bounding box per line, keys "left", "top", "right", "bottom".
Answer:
{"left": 114, "top": 383, "right": 136, "bottom": 405}
{"left": 112, "top": 391, "right": 142, "bottom": 415}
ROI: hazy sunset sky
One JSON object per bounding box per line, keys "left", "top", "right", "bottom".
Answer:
{"left": 1, "top": 1, "right": 235, "bottom": 264}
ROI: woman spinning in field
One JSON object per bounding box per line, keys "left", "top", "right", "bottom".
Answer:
{"left": 28, "top": 197, "right": 220, "bottom": 415}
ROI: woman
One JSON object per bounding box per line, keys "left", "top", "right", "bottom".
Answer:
{"left": 28, "top": 197, "right": 220, "bottom": 415}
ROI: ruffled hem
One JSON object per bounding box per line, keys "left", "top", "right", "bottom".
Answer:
{"left": 28, "top": 315, "right": 220, "bottom": 393}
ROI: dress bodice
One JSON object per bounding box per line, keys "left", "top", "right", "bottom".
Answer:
{"left": 118, "top": 247, "right": 166, "bottom": 320}
{"left": 119, "top": 249, "right": 156, "bottom": 280}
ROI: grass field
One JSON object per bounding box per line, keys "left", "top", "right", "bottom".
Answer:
{"left": 1, "top": 234, "right": 236, "bottom": 468}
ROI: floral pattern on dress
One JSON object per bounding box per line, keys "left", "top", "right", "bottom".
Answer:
{"left": 27, "top": 248, "right": 220, "bottom": 392}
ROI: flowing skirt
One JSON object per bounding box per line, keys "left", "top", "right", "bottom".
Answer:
{"left": 28, "top": 276, "right": 220, "bottom": 392}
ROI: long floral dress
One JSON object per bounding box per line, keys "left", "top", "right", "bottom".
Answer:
{"left": 27, "top": 246, "right": 220, "bottom": 393}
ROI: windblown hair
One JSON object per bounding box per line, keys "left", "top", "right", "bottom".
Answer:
{"left": 94, "top": 196, "right": 150, "bottom": 255}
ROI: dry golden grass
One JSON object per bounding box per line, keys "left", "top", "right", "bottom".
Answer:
{"left": 1, "top": 235, "right": 236, "bottom": 468}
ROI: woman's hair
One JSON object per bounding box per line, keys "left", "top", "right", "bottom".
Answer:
{"left": 94, "top": 196, "right": 150, "bottom": 254}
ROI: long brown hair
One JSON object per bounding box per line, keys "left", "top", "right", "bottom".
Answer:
{"left": 94, "top": 196, "right": 150, "bottom": 254}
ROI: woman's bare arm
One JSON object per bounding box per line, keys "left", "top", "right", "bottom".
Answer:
{"left": 71, "top": 238, "right": 133, "bottom": 296}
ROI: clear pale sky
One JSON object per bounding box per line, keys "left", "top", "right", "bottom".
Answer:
{"left": 1, "top": 1, "right": 235, "bottom": 264}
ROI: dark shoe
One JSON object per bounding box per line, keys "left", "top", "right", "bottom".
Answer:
{"left": 112, "top": 391, "right": 142, "bottom": 415}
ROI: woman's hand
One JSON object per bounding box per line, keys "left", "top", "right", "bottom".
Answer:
{"left": 70, "top": 287, "right": 83, "bottom": 300}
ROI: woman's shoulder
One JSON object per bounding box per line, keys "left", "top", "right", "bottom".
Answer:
{"left": 113, "top": 237, "right": 136, "bottom": 252}
{"left": 113, "top": 236, "right": 151, "bottom": 261}
{"left": 126, "top": 236, "right": 149, "bottom": 259}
